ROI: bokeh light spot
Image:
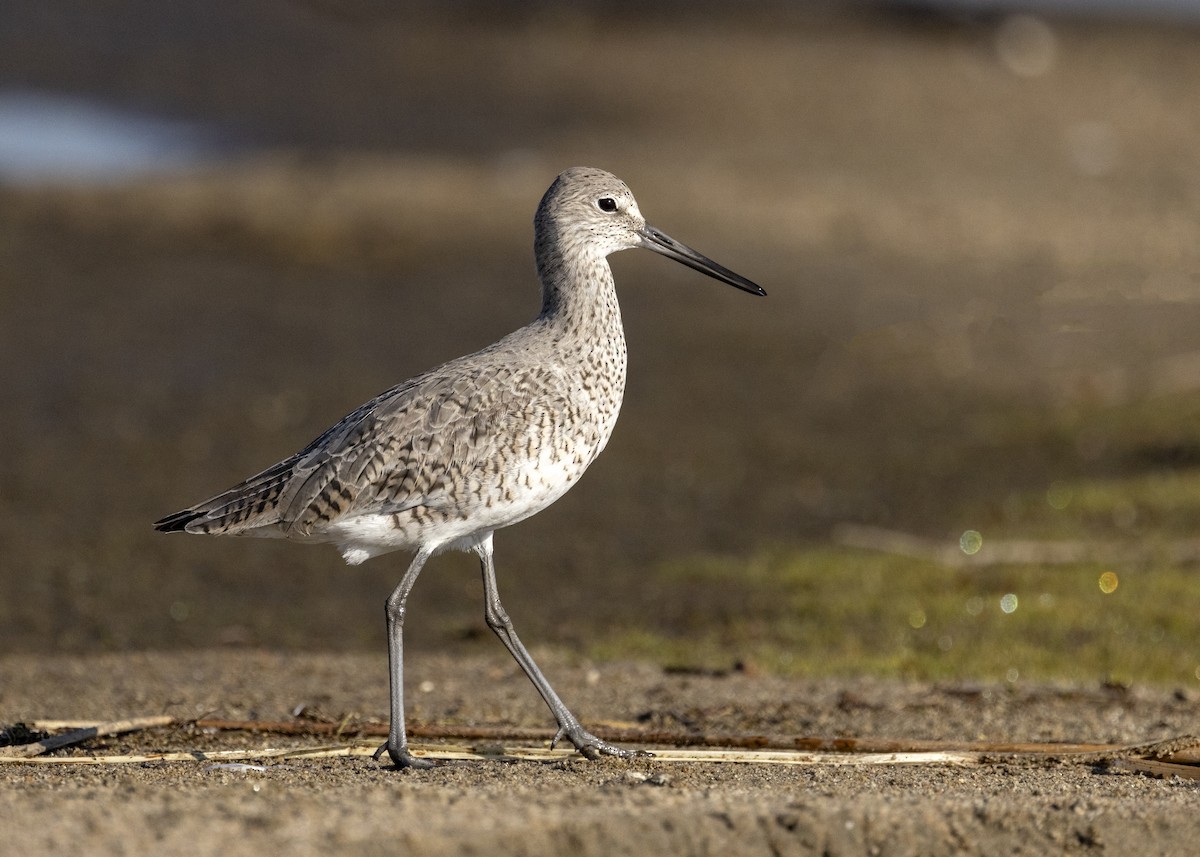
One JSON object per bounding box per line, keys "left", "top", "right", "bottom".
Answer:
{"left": 1099, "top": 571, "right": 1119, "bottom": 594}
{"left": 1000, "top": 593, "right": 1019, "bottom": 614}
{"left": 995, "top": 14, "right": 1057, "bottom": 78}
{"left": 1006, "top": 667, "right": 1020, "bottom": 683}
{"left": 908, "top": 608, "right": 927, "bottom": 629}
{"left": 959, "top": 530, "right": 983, "bottom": 556}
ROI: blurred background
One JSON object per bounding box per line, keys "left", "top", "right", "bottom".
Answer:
{"left": 1, "top": 1, "right": 1198, "bottom": 688}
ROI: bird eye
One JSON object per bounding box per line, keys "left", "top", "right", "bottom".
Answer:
{"left": 597, "top": 197, "right": 618, "bottom": 213}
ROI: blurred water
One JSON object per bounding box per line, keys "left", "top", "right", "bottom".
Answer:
{"left": 0, "top": 90, "right": 219, "bottom": 183}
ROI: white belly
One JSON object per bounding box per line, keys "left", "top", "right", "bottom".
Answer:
{"left": 331, "top": 435, "right": 606, "bottom": 566}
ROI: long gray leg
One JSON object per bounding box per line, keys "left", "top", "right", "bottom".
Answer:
{"left": 372, "top": 546, "right": 436, "bottom": 769}
{"left": 473, "top": 533, "right": 644, "bottom": 761}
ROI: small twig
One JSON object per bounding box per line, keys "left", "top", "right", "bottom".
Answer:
{"left": 10, "top": 717, "right": 1199, "bottom": 771}
{"left": 185, "top": 717, "right": 1127, "bottom": 756}
{"left": 192, "top": 717, "right": 384, "bottom": 737}
{"left": 170, "top": 718, "right": 1200, "bottom": 763}
{"left": 4, "top": 715, "right": 175, "bottom": 759}
{"left": 1107, "top": 758, "right": 1200, "bottom": 780}
{"left": 2, "top": 741, "right": 980, "bottom": 767}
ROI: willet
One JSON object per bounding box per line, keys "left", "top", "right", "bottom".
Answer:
{"left": 156, "top": 166, "right": 765, "bottom": 768}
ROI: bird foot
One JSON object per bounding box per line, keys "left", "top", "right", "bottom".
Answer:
{"left": 372, "top": 740, "right": 438, "bottom": 770}
{"left": 551, "top": 725, "right": 652, "bottom": 761}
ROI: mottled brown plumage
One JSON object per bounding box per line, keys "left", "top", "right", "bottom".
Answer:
{"left": 156, "top": 167, "right": 764, "bottom": 768}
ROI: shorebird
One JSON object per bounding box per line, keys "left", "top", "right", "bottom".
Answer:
{"left": 156, "top": 166, "right": 765, "bottom": 768}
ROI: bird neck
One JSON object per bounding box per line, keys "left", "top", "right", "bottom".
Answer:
{"left": 531, "top": 229, "right": 629, "bottom": 418}
{"left": 534, "top": 232, "right": 624, "bottom": 345}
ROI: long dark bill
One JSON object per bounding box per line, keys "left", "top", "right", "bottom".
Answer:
{"left": 640, "top": 224, "right": 766, "bottom": 296}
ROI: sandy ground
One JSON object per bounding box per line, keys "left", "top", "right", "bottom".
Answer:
{"left": 3, "top": 651, "right": 1200, "bottom": 856}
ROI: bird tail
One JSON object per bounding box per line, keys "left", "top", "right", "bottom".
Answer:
{"left": 153, "top": 508, "right": 203, "bottom": 533}
{"left": 153, "top": 459, "right": 296, "bottom": 536}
